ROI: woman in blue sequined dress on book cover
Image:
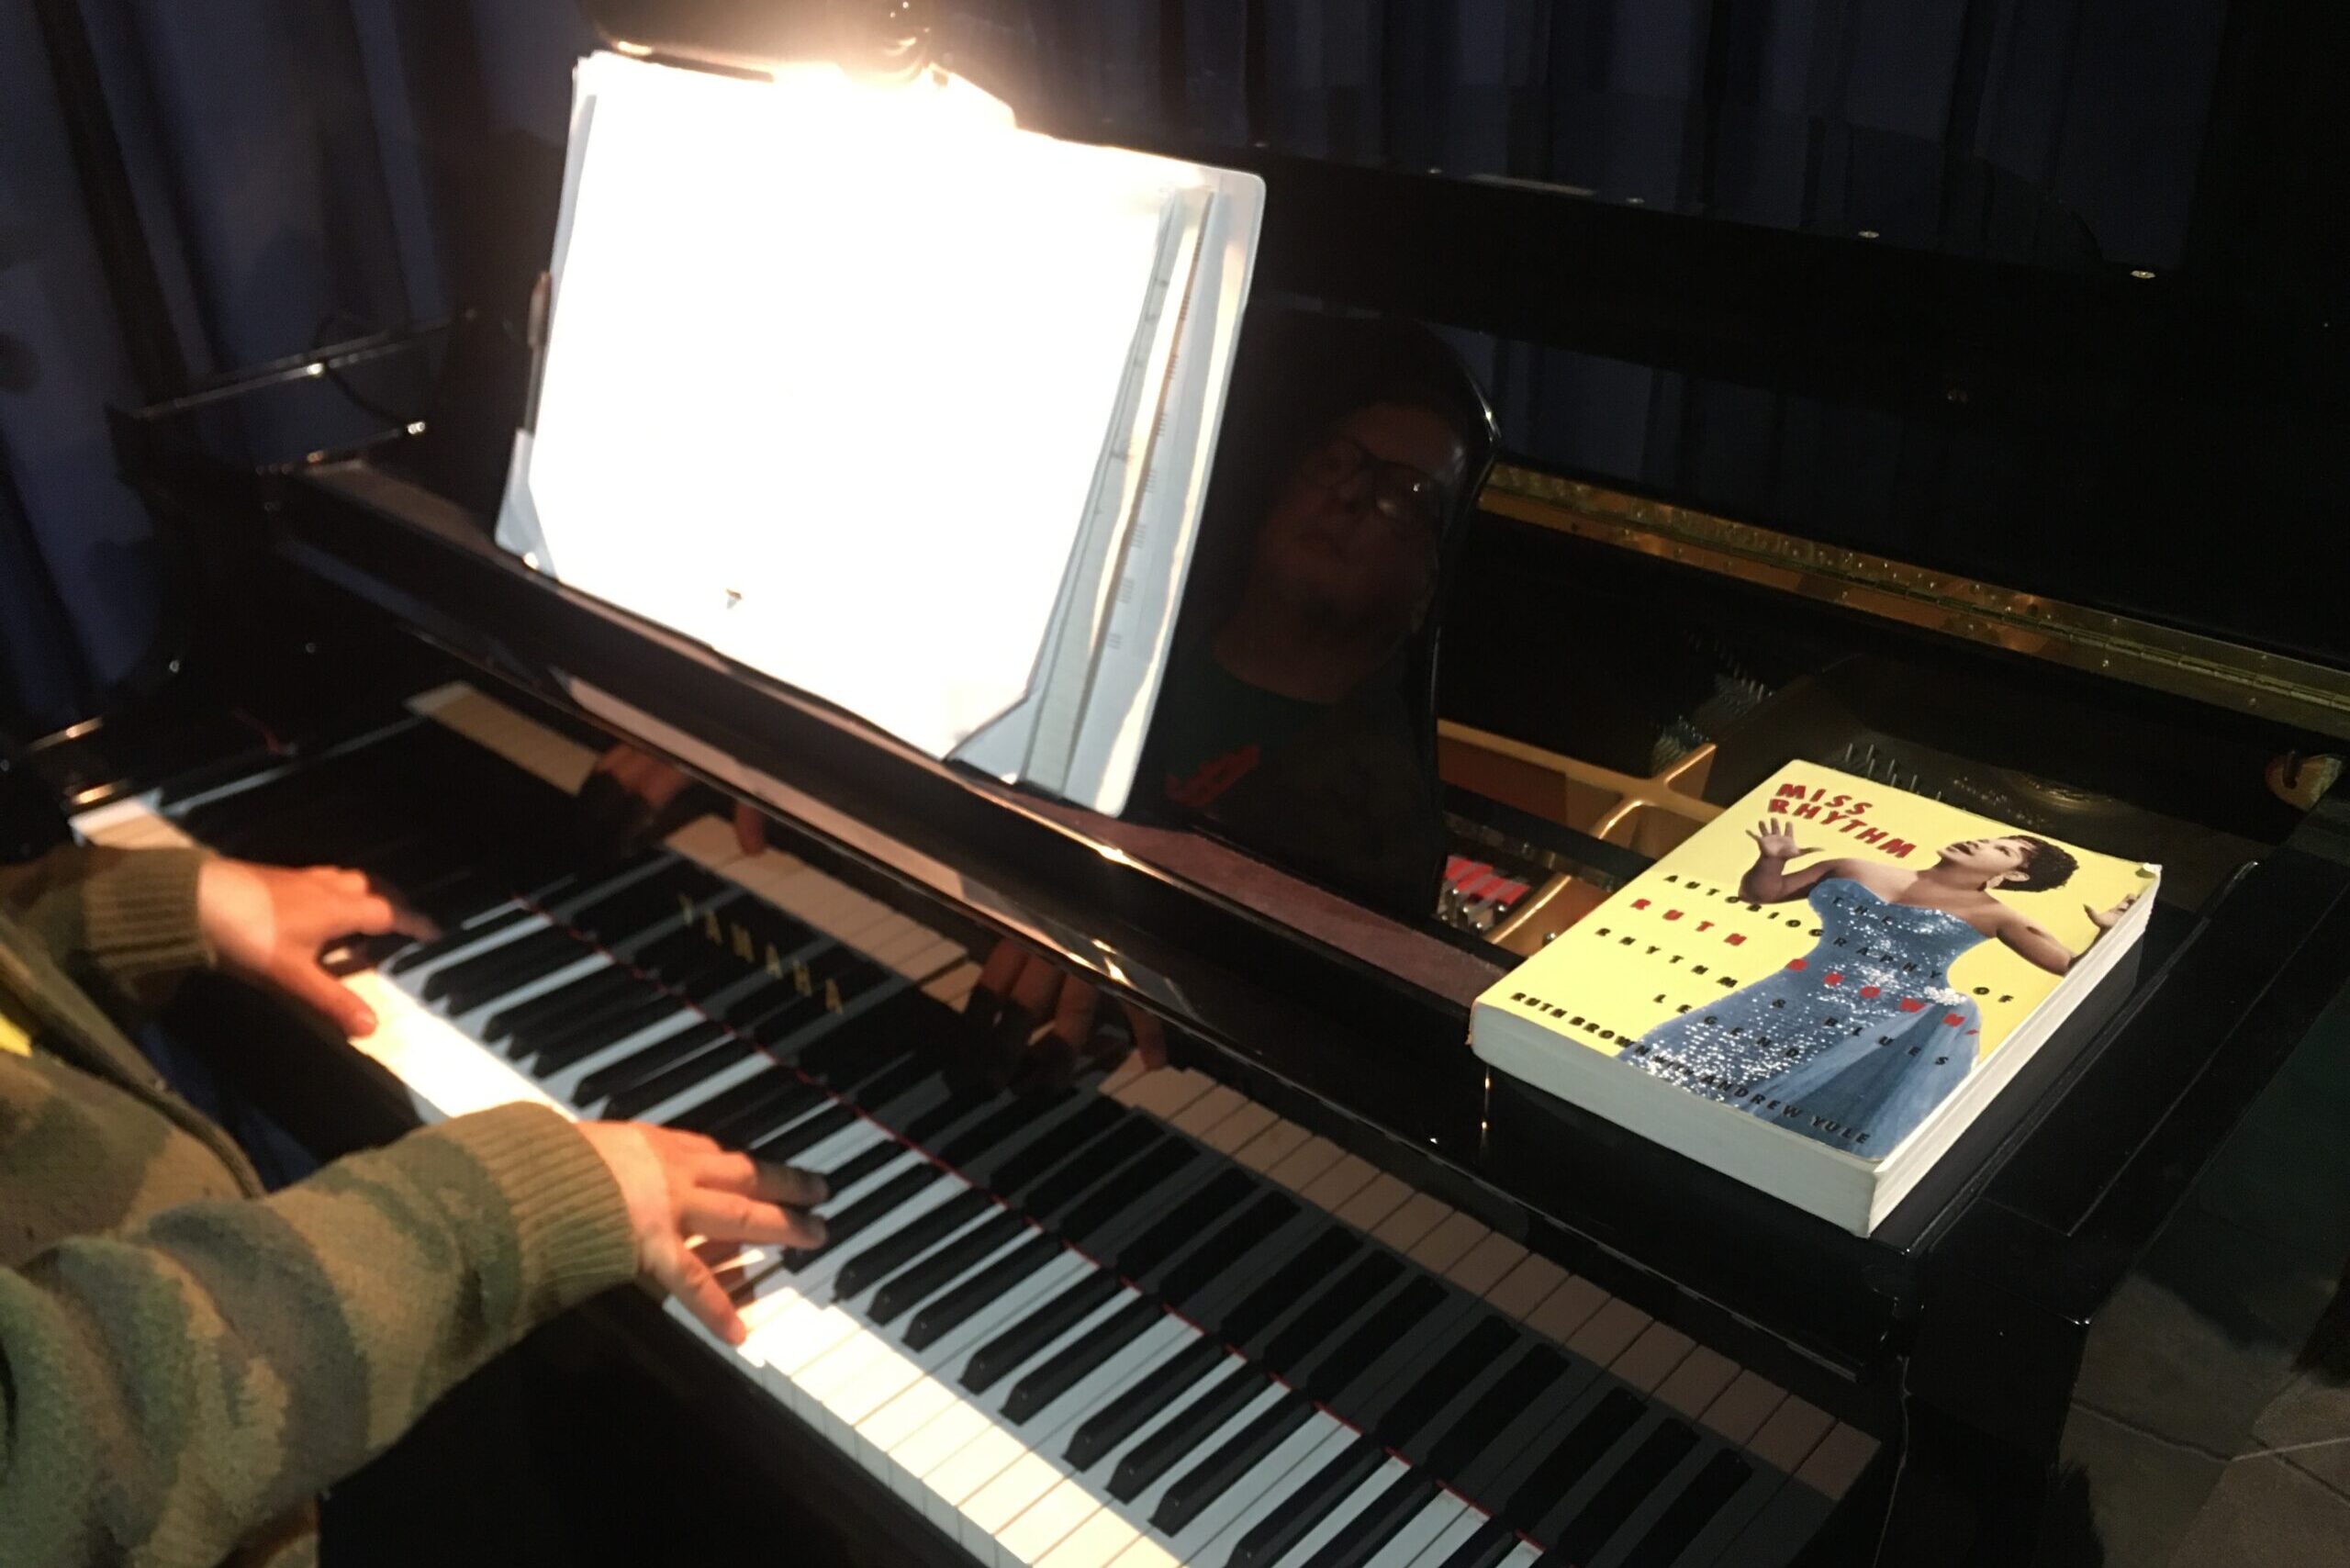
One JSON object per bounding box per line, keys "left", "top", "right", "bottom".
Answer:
{"left": 1624, "top": 823, "right": 2142, "bottom": 1157}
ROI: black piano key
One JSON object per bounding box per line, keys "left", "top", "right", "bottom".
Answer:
{"left": 1106, "top": 1362, "right": 1269, "bottom": 1502}
{"left": 574, "top": 1019, "right": 728, "bottom": 1106}
{"left": 1374, "top": 1315, "right": 1521, "bottom": 1445}
{"left": 1298, "top": 1469, "right": 1440, "bottom": 1568}
{"left": 1064, "top": 1338, "right": 1227, "bottom": 1472}
{"left": 1263, "top": 1254, "right": 1405, "bottom": 1373}
{"left": 1002, "top": 1298, "right": 1160, "bottom": 1424}
{"left": 897, "top": 1081, "right": 1002, "bottom": 1147}
{"left": 1501, "top": 1388, "right": 1645, "bottom": 1534}
{"left": 1422, "top": 1518, "right": 1517, "bottom": 1568}
{"left": 902, "top": 1235, "right": 1061, "bottom": 1352}
{"left": 818, "top": 1137, "right": 908, "bottom": 1196}
{"left": 1703, "top": 1473, "right": 1833, "bottom": 1567}
{"left": 960, "top": 1271, "right": 1124, "bottom": 1394}
{"left": 560, "top": 884, "right": 685, "bottom": 946}
{"left": 1617, "top": 1450, "right": 1752, "bottom": 1568}
{"left": 720, "top": 1082, "right": 843, "bottom": 1151}
{"left": 601, "top": 1034, "right": 760, "bottom": 1120}
{"left": 529, "top": 993, "right": 685, "bottom": 1074}
{"left": 1302, "top": 1276, "right": 1448, "bottom": 1401}
{"left": 420, "top": 927, "right": 576, "bottom": 1005}
{"left": 1225, "top": 1435, "right": 1388, "bottom": 1568}
{"left": 1155, "top": 1191, "right": 1300, "bottom": 1309}
{"left": 1058, "top": 1139, "right": 1198, "bottom": 1247}
{"left": 980, "top": 1097, "right": 1125, "bottom": 1198}
{"left": 833, "top": 1188, "right": 994, "bottom": 1298}
{"left": 783, "top": 1163, "right": 937, "bottom": 1269}
{"left": 869, "top": 1211, "right": 1025, "bottom": 1324}
{"left": 837, "top": 1051, "right": 940, "bottom": 1115}
{"left": 1216, "top": 1227, "right": 1363, "bottom": 1346}
{"left": 1022, "top": 1119, "right": 1162, "bottom": 1221}
{"left": 754, "top": 1102, "right": 857, "bottom": 1162}
{"left": 1546, "top": 1420, "right": 1696, "bottom": 1562}
{"left": 387, "top": 898, "right": 532, "bottom": 971}
{"left": 1422, "top": 1344, "right": 1572, "bottom": 1476}
{"left": 613, "top": 924, "right": 710, "bottom": 980}
{"left": 1152, "top": 1390, "right": 1315, "bottom": 1532}
{"left": 720, "top": 977, "right": 798, "bottom": 1027}
{"left": 644, "top": 942, "right": 743, "bottom": 997}
{"left": 1111, "top": 1168, "right": 1258, "bottom": 1280}
{"left": 934, "top": 1090, "right": 1076, "bottom": 1168}
{"left": 484, "top": 964, "right": 640, "bottom": 1044}
{"left": 665, "top": 1067, "right": 822, "bottom": 1140}
{"left": 793, "top": 999, "right": 897, "bottom": 1078}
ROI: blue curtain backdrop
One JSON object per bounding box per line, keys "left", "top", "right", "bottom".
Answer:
{"left": 0, "top": 0, "right": 2231, "bottom": 732}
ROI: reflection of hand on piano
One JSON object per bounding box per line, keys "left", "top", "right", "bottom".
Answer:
{"left": 577, "top": 1121, "right": 828, "bottom": 1345}
{"left": 965, "top": 938, "right": 1167, "bottom": 1090}
{"left": 581, "top": 745, "right": 770, "bottom": 859}
{"left": 197, "top": 859, "right": 437, "bottom": 1038}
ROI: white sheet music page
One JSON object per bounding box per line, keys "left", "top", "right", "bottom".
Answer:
{"left": 514, "top": 52, "right": 1187, "bottom": 758}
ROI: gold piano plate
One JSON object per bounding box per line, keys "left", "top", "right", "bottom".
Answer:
{"left": 1481, "top": 465, "right": 2350, "bottom": 743}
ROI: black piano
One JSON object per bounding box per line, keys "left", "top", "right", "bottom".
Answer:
{"left": 18, "top": 3, "right": 2350, "bottom": 1564}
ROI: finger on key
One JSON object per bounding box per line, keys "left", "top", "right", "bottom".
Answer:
{"left": 681, "top": 1191, "right": 827, "bottom": 1249}
{"left": 698, "top": 1149, "right": 830, "bottom": 1209}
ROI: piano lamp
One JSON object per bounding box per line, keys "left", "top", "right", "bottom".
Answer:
{"left": 580, "top": 0, "right": 940, "bottom": 84}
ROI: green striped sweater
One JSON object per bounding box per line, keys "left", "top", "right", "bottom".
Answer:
{"left": 0, "top": 846, "right": 638, "bottom": 1567}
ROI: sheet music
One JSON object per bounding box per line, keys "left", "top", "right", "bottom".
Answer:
{"left": 518, "top": 55, "right": 1183, "bottom": 758}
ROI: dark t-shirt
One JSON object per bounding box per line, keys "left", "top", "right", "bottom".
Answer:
{"left": 1148, "top": 648, "right": 1326, "bottom": 811}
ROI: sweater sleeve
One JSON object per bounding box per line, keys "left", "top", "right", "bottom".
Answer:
{"left": 0, "top": 845, "right": 214, "bottom": 1012}
{"left": 0, "top": 1102, "right": 637, "bottom": 1568}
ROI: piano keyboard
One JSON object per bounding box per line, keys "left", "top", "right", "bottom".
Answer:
{"left": 75, "top": 683, "right": 1877, "bottom": 1568}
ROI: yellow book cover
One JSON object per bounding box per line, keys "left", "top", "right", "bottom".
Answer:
{"left": 1474, "top": 761, "right": 2156, "bottom": 1168}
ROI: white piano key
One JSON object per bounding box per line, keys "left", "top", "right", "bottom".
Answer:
{"left": 854, "top": 1372, "right": 961, "bottom": 1478}
{"left": 1042, "top": 1508, "right": 1167, "bottom": 1568}
{"left": 993, "top": 1464, "right": 1109, "bottom": 1568}
{"left": 1360, "top": 1494, "right": 1469, "bottom": 1568}
{"left": 953, "top": 1292, "right": 1169, "bottom": 1559}
{"left": 337, "top": 970, "right": 565, "bottom": 1119}
{"left": 1399, "top": 1507, "right": 1488, "bottom": 1568}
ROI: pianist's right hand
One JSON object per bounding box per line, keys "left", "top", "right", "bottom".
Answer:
{"left": 576, "top": 1122, "right": 826, "bottom": 1344}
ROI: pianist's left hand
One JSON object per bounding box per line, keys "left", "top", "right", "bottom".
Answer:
{"left": 198, "top": 859, "right": 434, "bottom": 1038}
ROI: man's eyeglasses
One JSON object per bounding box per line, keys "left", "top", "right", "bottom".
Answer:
{"left": 1297, "top": 433, "right": 1449, "bottom": 538}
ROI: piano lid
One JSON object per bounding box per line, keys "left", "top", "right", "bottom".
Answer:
{"left": 793, "top": 2, "right": 2345, "bottom": 681}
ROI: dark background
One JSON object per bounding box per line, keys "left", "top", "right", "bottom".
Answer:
{"left": 4, "top": 0, "right": 2342, "bottom": 735}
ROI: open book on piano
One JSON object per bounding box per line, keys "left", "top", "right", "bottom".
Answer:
{"left": 495, "top": 50, "right": 1264, "bottom": 816}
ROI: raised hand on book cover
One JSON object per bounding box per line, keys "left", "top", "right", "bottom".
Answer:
{"left": 1746, "top": 821, "right": 1819, "bottom": 860}
{"left": 2087, "top": 891, "right": 2143, "bottom": 933}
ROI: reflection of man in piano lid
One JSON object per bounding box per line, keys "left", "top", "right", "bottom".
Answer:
{"left": 1149, "top": 395, "right": 1469, "bottom": 817}
{"left": 1623, "top": 824, "right": 2141, "bottom": 1157}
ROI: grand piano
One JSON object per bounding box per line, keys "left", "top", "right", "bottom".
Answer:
{"left": 17, "top": 2, "right": 2350, "bottom": 1564}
